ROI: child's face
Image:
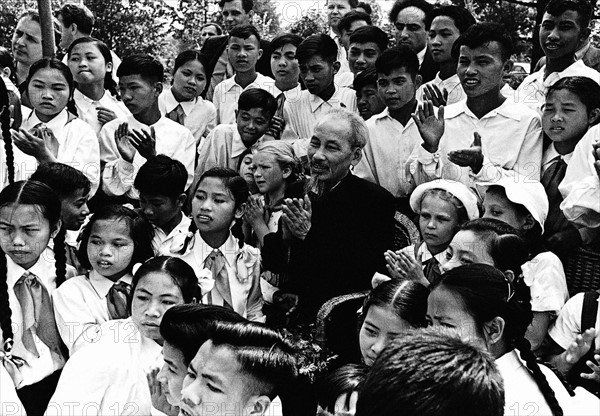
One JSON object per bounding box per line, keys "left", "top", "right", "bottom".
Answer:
{"left": 359, "top": 305, "right": 412, "bottom": 367}
{"left": 119, "top": 74, "right": 161, "bottom": 115}
{"left": 28, "top": 67, "right": 71, "bottom": 121}
{"left": 68, "top": 42, "right": 111, "bottom": 86}
{"left": 377, "top": 67, "right": 420, "bottom": 111}
{"left": 457, "top": 42, "right": 506, "bottom": 99}
{"left": 418, "top": 194, "right": 461, "bottom": 253}
{"left": 357, "top": 83, "right": 386, "bottom": 120}
{"left": 271, "top": 43, "right": 300, "bottom": 86}
{"left": 0, "top": 203, "right": 58, "bottom": 270}
{"left": 157, "top": 341, "right": 187, "bottom": 407}
{"left": 428, "top": 16, "right": 461, "bottom": 64}
{"left": 300, "top": 55, "right": 337, "bottom": 96}
{"left": 192, "top": 177, "right": 242, "bottom": 237}
{"left": 11, "top": 17, "right": 43, "bottom": 66}
{"left": 86, "top": 218, "right": 135, "bottom": 280}
{"left": 228, "top": 35, "right": 262, "bottom": 73}
{"left": 253, "top": 152, "right": 289, "bottom": 195}
{"left": 482, "top": 187, "right": 527, "bottom": 230}
{"left": 139, "top": 193, "right": 183, "bottom": 230}
{"left": 238, "top": 154, "right": 256, "bottom": 186}
{"left": 61, "top": 188, "right": 90, "bottom": 231}
{"left": 440, "top": 230, "right": 495, "bottom": 273}
{"left": 131, "top": 271, "right": 184, "bottom": 341}
{"left": 180, "top": 341, "right": 258, "bottom": 416}
{"left": 543, "top": 89, "right": 591, "bottom": 144}
{"left": 172, "top": 59, "right": 206, "bottom": 101}
{"left": 236, "top": 108, "right": 271, "bottom": 146}
{"left": 341, "top": 19, "right": 369, "bottom": 50}
{"left": 540, "top": 10, "right": 584, "bottom": 60}
{"left": 348, "top": 42, "right": 381, "bottom": 75}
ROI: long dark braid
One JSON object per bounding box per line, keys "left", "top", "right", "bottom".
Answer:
{"left": 0, "top": 249, "right": 14, "bottom": 349}
{"left": 53, "top": 227, "right": 68, "bottom": 287}
{"left": 178, "top": 220, "right": 198, "bottom": 255}
{"left": 231, "top": 218, "right": 245, "bottom": 249}
{"left": 0, "top": 79, "right": 14, "bottom": 185}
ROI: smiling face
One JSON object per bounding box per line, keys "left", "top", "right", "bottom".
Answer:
{"left": 428, "top": 16, "right": 462, "bottom": 64}
{"left": 157, "top": 341, "right": 188, "bottom": 407}
{"left": 191, "top": 177, "right": 242, "bottom": 239}
{"left": 172, "top": 59, "right": 207, "bottom": 102}
{"left": 357, "top": 83, "right": 386, "bottom": 120}
{"left": 457, "top": 42, "right": 507, "bottom": 99}
{"left": 253, "top": 151, "right": 290, "bottom": 196}
{"left": 235, "top": 107, "right": 271, "bottom": 146}
{"left": 300, "top": 55, "right": 337, "bottom": 96}
{"left": 418, "top": 194, "right": 461, "bottom": 255}
{"left": 394, "top": 6, "right": 428, "bottom": 53}
{"left": 12, "top": 17, "right": 43, "bottom": 67}
{"left": 131, "top": 271, "right": 184, "bottom": 341}
{"left": 377, "top": 67, "right": 420, "bottom": 111}
{"left": 327, "top": 0, "right": 353, "bottom": 31}
{"left": 221, "top": 0, "right": 251, "bottom": 32}
{"left": 61, "top": 188, "right": 90, "bottom": 231}
{"left": 359, "top": 305, "right": 412, "bottom": 367}
{"left": 348, "top": 41, "right": 381, "bottom": 74}
{"left": 68, "top": 42, "right": 111, "bottom": 86}
{"left": 119, "top": 74, "right": 161, "bottom": 116}
{"left": 540, "top": 10, "right": 584, "bottom": 60}
{"left": 271, "top": 43, "right": 300, "bottom": 86}
{"left": 228, "top": 36, "right": 262, "bottom": 74}
{"left": 86, "top": 218, "right": 134, "bottom": 280}
{"left": 440, "top": 230, "right": 495, "bottom": 273}
{"left": 543, "top": 88, "right": 591, "bottom": 145}
{"left": 0, "top": 203, "right": 58, "bottom": 270}
{"left": 28, "top": 67, "right": 72, "bottom": 122}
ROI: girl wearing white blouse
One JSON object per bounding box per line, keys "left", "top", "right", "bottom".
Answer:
{"left": 47, "top": 256, "right": 201, "bottom": 416}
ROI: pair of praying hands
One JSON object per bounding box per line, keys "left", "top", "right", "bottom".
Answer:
{"left": 412, "top": 99, "right": 484, "bottom": 174}
{"left": 564, "top": 328, "right": 600, "bottom": 383}
{"left": 115, "top": 123, "right": 157, "bottom": 163}
{"left": 281, "top": 195, "right": 312, "bottom": 241}
{"left": 384, "top": 250, "right": 430, "bottom": 287}
{"left": 10, "top": 125, "right": 59, "bottom": 163}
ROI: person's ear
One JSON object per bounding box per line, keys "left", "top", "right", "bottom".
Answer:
{"left": 257, "top": 47, "right": 263, "bottom": 60}
{"left": 70, "top": 23, "right": 78, "bottom": 35}
{"left": 483, "top": 316, "right": 505, "bottom": 346}
{"left": 332, "top": 60, "right": 341, "bottom": 76}
{"left": 106, "top": 60, "right": 113, "bottom": 75}
{"left": 503, "top": 269, "right": 515, "bottom": 284}
{"left": 1, "top": 67, "right": 12, "bottom": 79}
{"left": 580, "top": 26, "right": 591, "bottom": 42}
{"left": 154, "top": 81, "right": 163, "bottom": 96}
{"left": 588, "top": 108, "right": 600, "bottom": 126}
{"left": 50, "top": 219, "right": 62, "bottom": 239}
{"left": 521, "top": 214, "right": 535, "bottom": 231}
{"left": 176, "top": 193, "right": 187, "bottom": 208}
{"left": 235, "top": 202, "right": 247, "bottom": 220}
{"left": 246, "top": 395, "right": 271, "bottom": 416}
{"left": 248, "top": 10, "right": 255, "bottom": 20}
{"left": 415, "top": 74, "right": 423, "bottom": 91}
{"left": 282, "top": 166, "right": 292, "bottom": 180}
{"left": 350, "top": 147, "right": 363, "bottom": 167}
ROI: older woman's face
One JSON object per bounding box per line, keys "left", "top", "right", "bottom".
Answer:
{"left": 12, "top": 17, "right": 43, "bottom": 66}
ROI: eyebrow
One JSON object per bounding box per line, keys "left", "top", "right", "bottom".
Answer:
{"left": 201, "top": 372, "right": 224, "bottom": 386}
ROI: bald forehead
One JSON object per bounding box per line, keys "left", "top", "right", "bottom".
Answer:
{"left": 397, "top": 6, "right": 427, "bottom": 24}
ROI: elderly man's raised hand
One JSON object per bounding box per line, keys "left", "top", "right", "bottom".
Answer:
{"left": 281, "top": 195, "right": 312, "bottom": 240}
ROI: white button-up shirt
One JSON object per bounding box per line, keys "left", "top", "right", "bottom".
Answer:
{"left": 153, "top": 214, "right": 191, "bottom": 256}
{"left": 549, "top": 292, "right": 600, "bottom": 352}
{"left": 417, "top": 73, "right": 466, "bottom": 105}
{"left": 195, "top": 123, "right": 250, "bottom": 175}
{"left": 73, "top": 89, "right": 130, "bottom": 136}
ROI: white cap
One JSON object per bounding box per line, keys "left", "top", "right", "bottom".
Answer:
{"left": 476, "top": 173, "right": 549, "bottom": 233}
{"left": 409, "top": 179, "right": 480, "bottom": 221}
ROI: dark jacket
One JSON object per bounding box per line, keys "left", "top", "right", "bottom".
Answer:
{"left": 201, "top": 35, "right": 273, "bottom": 80}
{"left": 419, "top": 48, "right": 439, "bottom": 84}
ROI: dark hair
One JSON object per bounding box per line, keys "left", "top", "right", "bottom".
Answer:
{"left": 296, "top": 34, "right": 338, "bottom": 65}
{"left": 25, "top": 58, "right": 78, "bottom": 116}
{"left": 545, "top": 0, "right": 592, "bottom": 29}
{"left": 117, "top": 54, "right": 164, "bottom": 84}
{"left": 0, "top": 75, "right": 13, "bottom": 186}
{"left": 375, "top": 46, "right": 419, "bottom": 79}
{"left": 67, "top": 37, "right": 119, "bottom": 99}
{"left": 228, "top": 24, "right": 261, "bottom": 45}
{"left": 208, "top": 320, "right": 298, "bottom": 399}
{"left": 338, "top": 10, "right": 372, "bottom": 35}
{"left": 30, "top": 162, "right": 91, "bottom": 199}
{"left": 349, "top": 26, "right": 389, "bottom": 54}
{"left": 430, "top": 264, "right": 563, "bottom": 416}
{"left": 0, "top": 47, "right": 16, "bottom": 84}
{"left": 356, "top": 327, "right": 505, "bottom": 416}
{"left": 430, "top": 5, "right": 477, "bottom": 34}
{"left": 270, "top": 33, "right": 303, "bottom": 52}
{"left": 317, "top": 364, "right": 368, "bottom": 412}
{"left": 451, "top": 22, "right": 513, "bottom": 63}
{"left": 389, "top": 0, "right": 434, "bottom": 28}
{"left": 57, "top": 3, "right": 95, "bottom": 35}
{"left": 180, "top": 168, "right": 249, "bottom": 253}
{"left": 160, "top": 304, "right": 245, "bottom": 364}
{"left": 201, "top": 22, "right": 223, "bottom": 35}
{"left": 171, "top": 50, "right": 212, "bottom": 98}
{"left": 77, "top": 205, "right": 154, "bottom": 271}
{"left": 547, "top": 76, "right": 600, "bottom": 117}
{"left": 0, "top": 181, "right": 66, "bottom": 353}
{"left": 130, "top": 256, "right": 201, "bottom": 309}
{"left": 219, "top": 0, "right": 253, "bottom": 13}
{"left": 357, "top": 2, "right": 372, "bottom": 14}
{"left": 353, "top": 67, "right": 378, "bottom": 91}
{"left": 134, "top": 155, "right": 188, "bottom": 200}
{"left": 238, "top": 88, "right": 277, "bottom": 119}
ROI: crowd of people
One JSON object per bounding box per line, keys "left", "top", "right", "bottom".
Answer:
{"left": 1, "top": 0, "right": 600, "bottom": 414}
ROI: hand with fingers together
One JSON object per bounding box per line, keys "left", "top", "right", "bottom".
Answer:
{"left": 593, "top": 140, "right": 600, "bottom": 180}
{"left": 449, "top": 132, "right": 484, "bottom": 174}
{"left": 115, "top": 122, "right": 137, "bottom": 163}
{"left": 384, "top": 250, "right": 429, "bottom": 287}
{"left": 282, "top": 195, "right": 312, "bottom": 240}
{"left": 130, "top": 126, "right": 157, "bottom": 160}
{"left": 10, "top": 126, "right": 58, "bottom": 163}
{"left": 96, "top": 106, "right": 118, "bottom": 126}
{"left": 412, "top": 100, "right": 444, "bottom": 153}
{"left": 423, "top": 84, "right": 448, "bottom": 107}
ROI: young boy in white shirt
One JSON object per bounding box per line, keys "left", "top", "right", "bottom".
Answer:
{"left": 345, "top": 25, "right": 389, "bottom": 84}
{"left": 99, "top": 54, "right": 196, "bottom": 201}
{"left": 212, "top": 24, "right": 278, "bottom": 125}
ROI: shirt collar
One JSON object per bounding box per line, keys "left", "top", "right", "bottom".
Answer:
{"left": 222, "top": 73, "right": 262, "bottom": 93}
{"left": 417, "top": 243, "right": 447, "bottom": 264}
{"left": 88, "top": 270, "right": 133, "bottom": 298}
{"left": 163, "top": 88, "right": 198, "bottom": 115}
{"left": 194, "top": 233, "right": 239, "bottom": 267}
{"left": 495, "top": 349, "right": 523, "bottom": 373}
{"left": 26, "top": 108, "right": 71, "bottom": 143}
{"left": 6, "top": 248, "right": 54, "bottom": 288}
{"left": 576, "top": 39, "right": 591, "bottom": 60}
{"left": 417, "top": 46, "right": 427, "bottom": 66}
{"left": 231, "top": 126, "right": 249, "bottom": 158}
{"left": 308, "top": 86, "right": 340, "bottom": 113}
{"left": 448, "top": 97, "right": 521, "bottom": 121}
{"left": 543, "top": 143, "right": 573, "bottom": 166}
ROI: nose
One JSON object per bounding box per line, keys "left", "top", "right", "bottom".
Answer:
{"left": 400, "top": 28, "right": 410, "bottom": 39}
{"left": 551, "top": 111, "right": 563, "bottom": 122}
{"left": 356, "top": 53, "right": 366, "bottom": 64}
{"left": 181, "top": 383, "right": 201, "bottom": 406}
{"left": 431, "top": 35, "right": 442, "bottom": 47}
{"left": 143, "top": 205, "right": 153, "bottom": 217}
{"left": 427, "top": 218, "right": 436, "bottom": 229}
{"left": 304, "top": 71, "right": 315, "bottom": 82}
{"left": 11, "top": 230, "right": 25, "bottom": 247}
{"left": 145, "top": 300, "right": 161, "bottom": 317}
{"left": 547, "top": 27, "right": 560, "bottom": 41}
{"left": 81, "top": 202, "right": 90, "bottom": 216}
{"left": 99, "top": 243, "right": 113, "bottom": 257}
{"left": 156, "top": 365, "right": 167, "bottom": 383}
{"left": 15, "top": 34, "right": 26, "bottom": 47}
{"left": 440, "top": 259, "right": 457, "bottom": 273}
{"left": 370, "top": 336, "right": 387, "bottom": 356}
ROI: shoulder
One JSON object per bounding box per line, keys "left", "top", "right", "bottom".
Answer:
{"left": 203, "top": 35, "right": 228, "bottom": 51}
{"left": 348, "top": 174, "right": 395, "bottom": 203}
{"left": 53, "top": 274, "right": 89, "bottom": 296}
{"left": 443, "top": 101, "right": 466, "bottom": 119}
{"left": 100, "top": 117, "right": 123, "bottom": 134}
{"left": 499, "top": 100, "right": 540, "bottom": 123}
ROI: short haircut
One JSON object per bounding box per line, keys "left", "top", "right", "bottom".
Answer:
{"left": 57, "top": 3, "right": 95, "bottom": 35}
{"left": 317, "top": 364, "right": 368, "bottom": 413}
{"left": 318, "top": 107, "right": 368, "bottom": 149}
{"left": 30, "top": 162, "right": 91, "bottom": 199}
{"left": 207, "top": 321, "right": 298, "bottom": 399}
{"left": 451, "top": 22, "right": 514, "bottom": 63}
{"left": 547, "top": 76, "right": 600, "bottom": 116}
{"left": 356, "top": 328, "right": 505, "bottom": 416}
{"left": 388, "top": 0, "right": 434, "bottom": 29}
{"left": 357, "top": 2, "right": 372, "bottom": 14}
{"left": 296, "top": 34, "right": 338, "bottom": 65}
{"left": 117, "top": 54, "right": 164, "bottom": 84}
{"left": 349, "top": 26, "right": 389, "bottom": 54}
{"left": 353, "top": 67, "right": 378, "bottom": 91}
{"left": 228, "top": 23, "right": 261, "bottom": 44}
{"left": 219, "top": 0, "right": 253, "bottom": 13}
{"left": 338, "top": 10, "right": 372, "bottom": 35}
{"left": 201, "top": 22, "right": 223, "bottom": 35}
{"left": 375, "top": 46, "right": 419, "bottom": 79}
{"left": 545, "top": 0, "right": 592, "bottom": 29}
{"left": 134, "top": 155, "right": 188, "bottom": 199}
{"left": 237, "top": 88, "right": 277, "bottom": 119}
{"left": 270, "top": 33, "right": 303, "bottom": 52}
{"left": 160, "top": 304, "right": 246, "bottom": 365}
{"left": 430, "top": 5, "right": 477, "bottom": 34}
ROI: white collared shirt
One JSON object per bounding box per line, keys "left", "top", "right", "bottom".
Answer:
{"left": 173, "top": 233, "right": 264, "bottom": 321}
{"left": 335, "top": 71, "right": 355, "bottom": 89}
{"left": 158, "top": 88, "right": 216, "bottom": 146}
{"left": 99, "top": 115, "right": 196, "bottom": 197}
{"left": 153, "top": 214, "right": 192, "bottom": 256}
{"left": 522, "top": 252, "right": 568, "bottom": 313}
{"left": 330, "top": 28, "right": 350, "bottom": 74}
{"left": 417, "top": 45, "right": 427, "bottom": 67}
{"left": 212, "top": 73, "right": 280, "bottom": 124}
{"left": 549, "top": 292, "right": 600, "bottom": 351}
{"left": 409, "top": 98, "right": 543, "bottom": 188}
{"left": 400, "top": 242, "right": 447, "bottom": 266}
{"left": 195, "top": 123, "right": 250, "bottom": 175}
{"left": 1, "top": 364, "right": 25, "bottom": 415}
{"left": 354, "top": 108, "right": 422, "bottom": 197}
{"left": 417, "top": 73, "right": 466, "bottom": 105}
{"left": 46, "top": 318, "right": 163, "bottom": 416}
{"left": 4, "top": 250, "right": 76, "bottom": 388}
{"left": 516, "top": 60, "right": 600, "bottom": 113}
{"left": 542, "top": 143, "right": 573, "bottom": 175}
{"left": 73, "top": 89, "right": 130, "bottom": 136}
{"left": 10, "top": 108, "right": 101, "bottom": 196}
{"left": 52, "top": 271, "right": 133, "bottom": 354}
